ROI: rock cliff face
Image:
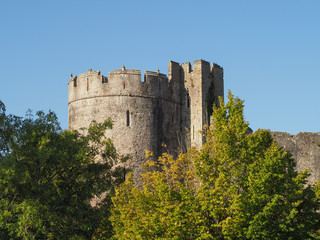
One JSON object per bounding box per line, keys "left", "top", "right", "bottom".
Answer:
{"left": 272, "top": 132, "right": 320, "bottom": 185}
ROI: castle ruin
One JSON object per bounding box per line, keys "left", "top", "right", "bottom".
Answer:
{"left": 68, "top": 59, "right": 320, "bottom": 185}
{"left": 68, "top": 60, "right": 224, "bottom": 180}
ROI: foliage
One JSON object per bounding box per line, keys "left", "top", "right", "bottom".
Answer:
{"left": 111, "top": 150, "right": 203, "bottom": 239}
{"left": 0, "top": 101, "right": 127, "bottom": 239}
{"left": 110, "top": 92, "right": 320, "bottom": 239}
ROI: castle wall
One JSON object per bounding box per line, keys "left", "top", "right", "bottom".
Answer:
{"left": 272, "top": 132, "right": 320, "bottom": 185}
{"left": 69, "top": 95, "right": 160, "bottom": 180}
{"left": 68, "top": 69, "right": 171, "bottom": 105}
{"left": 211, "top": 64, "right": 224, "bottom": 103}
{"left": 181, "top": 60, "right": 224, "bottom": 149}
{"left": 185, "top": 61, "right": 204, "bottom": 149}
{"left": 68, "top": 66, "right": 182, "bottom": 181}
{"left": 161, "top": 61, "right": 183, "bottom": 155}
{"left": 68, "top": 60, "right": 224, "bottom": 181}
{"left": 68, "top": 61, "right": 320, "bottom": 187}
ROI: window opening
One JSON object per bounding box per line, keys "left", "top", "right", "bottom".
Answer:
{"left": 206, "top": 82, "right": 216, "bottom": 125}
{"left": 73, "top": 79, "right": 77, "bottom": 87}
{"left": 193, "top": 125, "right": 195, "bottom": 140}
{"left": 126, "top": 110, "right": 130, "bottom": 126}
{"left": 187, "top": 89, "right": 190, "bottom": 108}
{"left": 86, "top": 78, "right": 89, "bottom": 91}
{"left": 187, "top": 95, "right": 190, "bottom": 108}
{"left": 123, "top": 75, "right": 125, "bottom": 89}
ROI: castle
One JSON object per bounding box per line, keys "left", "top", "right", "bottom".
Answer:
{"left": 68, "top": 60, "right": 224, "bottom": 180}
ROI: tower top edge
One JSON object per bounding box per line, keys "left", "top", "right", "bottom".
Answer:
{"left": 71, "top": 60, "right": 223, "bottom": 80}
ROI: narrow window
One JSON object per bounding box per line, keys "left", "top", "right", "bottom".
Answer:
{"left": 86, "top": 78, "right": 89, "bottom": 91}
{"left": 123, "top": 75, "right": 125, "bottom": 89}
{"left": 193, "top": 125, "right": 195, "bottom": 139}
{"left": 126, "top": 110, "right": 130, "bottom": 126}
{"left": 187, "top": 89, "right": 190, "bottom": 108}
{"left": 73, "top": 79, "right": 77, "bottom": 87}
{"left": 187, "top": 95, "right": 190, "bottom": 108}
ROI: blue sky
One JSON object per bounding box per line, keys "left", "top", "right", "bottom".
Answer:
{"left": 0, "top": 0, "right": 319, "bottom": 134}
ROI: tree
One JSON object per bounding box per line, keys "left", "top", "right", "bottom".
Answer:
{"left": 111, "top": 151, "right": 203, "bottom": 239}
{"left": 0, "top": 101, "right": 127, "bottom": 239}
{"left": 110, "top": 92, "right": 320, "bottom": 239}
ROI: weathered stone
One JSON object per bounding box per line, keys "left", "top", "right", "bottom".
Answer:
{"left": 272, "top": 132, "right": 320, "bottom": 185}
{"left": 68, "top": 60, "right": 224, "bottom": 181}
{"left": 68, "top": 60, "right": 320, "bottom": 186}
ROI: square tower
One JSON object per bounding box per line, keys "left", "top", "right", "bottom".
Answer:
{"left": 180, "top": 60, "right": 224, "bottom": 149}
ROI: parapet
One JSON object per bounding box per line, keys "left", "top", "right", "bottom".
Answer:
{"left": 211, "top": 63, "right": 223, "bottom": 69}
{"left": 168, "top": 61, "right": 180, "bottom": 80}
{"left": 181, "top": 60, "right": 222, "bottom": 75}
{"left": 181, "top": 62, "right": 192, "bottom": 73}
{"left": 68, "top": 66, "right": 178, "bottom": 104}
{"left": 68, "top": 60, "right": 224, "bottom": 105}
{"left": 78, "top": 69, "right": 101, "bottom": 77}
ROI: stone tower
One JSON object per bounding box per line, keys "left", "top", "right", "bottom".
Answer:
{"left": 68, "top": 60, "right": 223, "bottom": 180}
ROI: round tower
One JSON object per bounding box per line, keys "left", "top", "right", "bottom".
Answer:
{"left": 68, "top": 66, "right": 174, "bottom": 180}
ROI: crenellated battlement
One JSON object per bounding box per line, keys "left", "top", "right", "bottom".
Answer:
{"left": 69, "top": 60, "right": 224, "bottom": 107}
{"left": 78, "top": 69, "right": 101, "bottom": 77}
{"left": 211, "top": 63, "right": 223, "bottom": 70}
{"left": 68, "top": 59, "right": 224, "bottom": 182}
{"left": 68, "top": 65, "right": 180, "bottom": 105}
{"left": 181, "top": 60, "right": 223, "bottom": 75}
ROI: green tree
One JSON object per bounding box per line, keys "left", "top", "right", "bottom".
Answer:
{"left": 0, "top": 101, "right": 127, "bottom": 239}
{"left": 111, "top": 151, "right": 203, "bottom": 239}
{"left": 196, "top": 92, "right": 320, "bottom": 239}
{"left": 110, "top": 92, "right": 320, "bottom": 239}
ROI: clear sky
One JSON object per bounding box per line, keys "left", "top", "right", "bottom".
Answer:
{"left": 1, "top": 0, "right": 319, "bottom": 134}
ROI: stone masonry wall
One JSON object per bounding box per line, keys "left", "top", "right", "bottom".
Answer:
{"left": 68, "top": 62, "right": 320, "bottom": 186}
{"left": 180, "top": 60, "right": 223, "bottom": 150}
{"left": 272, "top": 132, "right": 320, "bottom": 185}
{"left": 69, "top": 67, "right": 175, "bottom": 181}
{"left": 68, "top": 60, "right": 224, "bottom": 182}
